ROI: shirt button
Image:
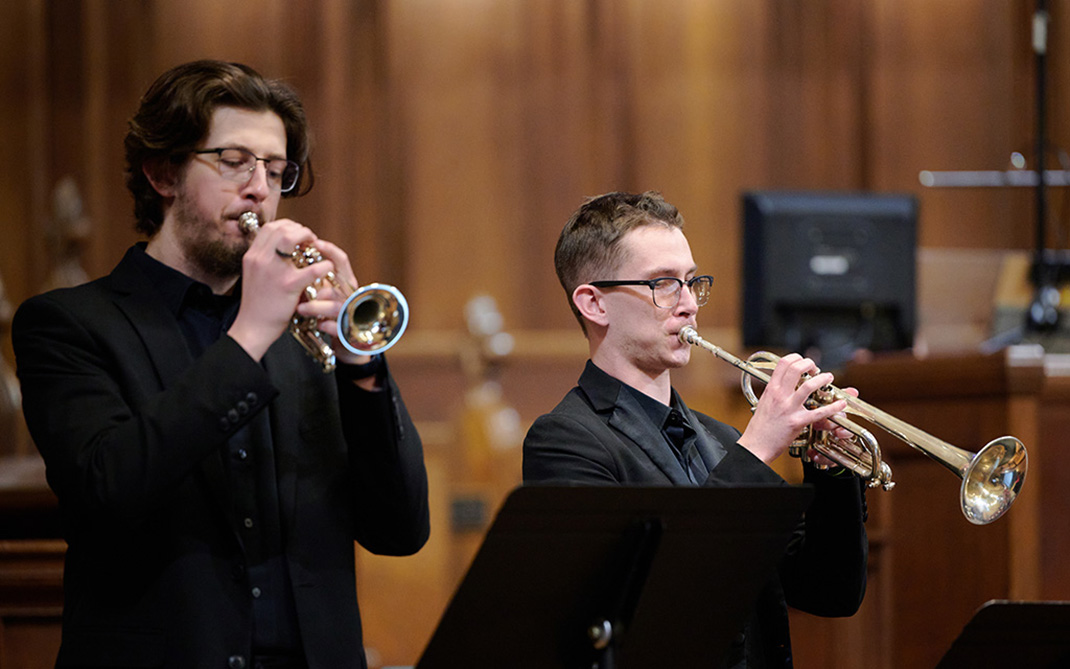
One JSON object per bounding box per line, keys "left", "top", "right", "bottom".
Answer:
{"left": 228, "top": 655, "right": 247, "bottom": 669}
{"left": 237, "top": 449, "right": 248, "bottom": 460}
{"left": 251, "top": 587, "right": 262, "bottom": 598}
{"left": 243, "top": 517, "right": 253, "bottom": 529}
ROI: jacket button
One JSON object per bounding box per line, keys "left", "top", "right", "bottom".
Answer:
{"left": 246, "top": 392, "right": 258, "bottom": 405}
{"left": 227, "top": 656, "right": 246, "bottom": 669}
{"left": 227, "top": 408, "right": 240, "bottom": 423}
{"left": 237, "top": 401, "right": 249, "bottom": 415}
{"left": 218, "top": 417, "right": 231, "bottom": 432}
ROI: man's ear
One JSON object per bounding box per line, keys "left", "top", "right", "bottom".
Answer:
{"left": 573, "top": 284, "right": 609, "bottom": 329}
{"left": 142, "top": 157, "right": 179, "bottom": 198}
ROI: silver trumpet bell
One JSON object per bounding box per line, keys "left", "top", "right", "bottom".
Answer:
{"left": 336, "top": 283, "right": 408, "bottom": 356}
{"left": 239, "top": 212, "right": 409, "bottom": 372}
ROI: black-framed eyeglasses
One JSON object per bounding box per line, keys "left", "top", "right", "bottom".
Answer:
{"left": 589, "top": 275, "right": 714, "bottom": 309}
{"left": 192, "top": 147, "right": 301, "bottom": 193}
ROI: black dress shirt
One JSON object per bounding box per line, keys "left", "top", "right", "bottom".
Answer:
{"left": 130, "top": 244, "right": 302, "bottom": 656}
{"left": 623, "top": 384, "right": 710, "bottom": 485}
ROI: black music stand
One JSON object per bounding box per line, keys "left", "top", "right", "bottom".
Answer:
{"left": 415, "top": 484, "right": 814, "bottom": 669}
{"left": 936, "top": 600, "right": 1070, "bottom": 668}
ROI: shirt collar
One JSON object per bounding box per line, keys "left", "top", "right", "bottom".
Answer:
{"left": 586, "top": 361, "right": 685, "bottom": 430}
{"left": 127, "top": 242, "right": 240, "bottom": 318}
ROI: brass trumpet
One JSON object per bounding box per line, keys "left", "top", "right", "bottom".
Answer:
{"left": 678, "top": 326, "right": 1027, "bottom": 525}
{"left": 239, "top": 212, "right": 409, "bottom": 373}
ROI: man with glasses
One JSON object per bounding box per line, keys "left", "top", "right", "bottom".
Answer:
{"left": 13, "top": 60, "right": 429, "bottom": 669}
{"left": 523, "top": 191, "right": 867, "bottom": 668}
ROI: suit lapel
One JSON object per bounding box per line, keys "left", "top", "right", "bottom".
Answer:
{"left": 578, "top": 361, "right": 692, "bottom": 485}
{"left": 107, "top": 252, "right": 196, "bottom": 389}
{"left": 105, "top": 249, "right": 235, "bottom": 539}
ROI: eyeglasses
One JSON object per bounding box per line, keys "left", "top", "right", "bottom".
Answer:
{"left": 589, "top": 275, "right": 714, "bottom": 309}
{"left": 192, "top": 147, "right": 301, "bottom": 193}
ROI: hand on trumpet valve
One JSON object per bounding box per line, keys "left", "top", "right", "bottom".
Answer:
{"left": 229, "top": 218, "right": 337, "bottom": 362}
{"left": 738, "top": 352, "right": 850, "bottom": 465}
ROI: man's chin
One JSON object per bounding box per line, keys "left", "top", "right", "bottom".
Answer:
{"left": 188, "top": 240, "right": 246, "bottom": 279}
{"left": 667, "top": 349, "right": 691, "bottom": 369}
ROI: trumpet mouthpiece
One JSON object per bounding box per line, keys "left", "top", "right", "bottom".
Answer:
{"left": 238, "top": 211, "right": 261, "bottom": 235}
{"left": 678, "top": 326, "right": 698, "bottom": 344}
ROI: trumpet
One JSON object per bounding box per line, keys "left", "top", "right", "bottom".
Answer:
{"left": 678, "top": 326, "right": 1027, "bottom": 525}
{"left": 239, "top": 212, "right": 409, "bottom": 373}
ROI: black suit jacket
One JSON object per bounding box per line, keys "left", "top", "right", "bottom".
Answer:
{"left": 13, "top": 246, "right": 430, "bottom": 669}
{"left": 523, "top": 360, "right": 868, "bottom": 668}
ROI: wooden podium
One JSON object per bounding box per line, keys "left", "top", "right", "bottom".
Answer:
{"left": 811, "top": 344, "right": 1056, "bottom": 669}
{"left": 0, "top": 454, "right": 64, "bottom": 669}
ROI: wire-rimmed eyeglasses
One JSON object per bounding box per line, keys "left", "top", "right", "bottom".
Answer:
{"left": 589, "top": 275, "right": 714, "bottom": 309}
{"left": 192, "top": 147, "right": 301, "bottom": 193}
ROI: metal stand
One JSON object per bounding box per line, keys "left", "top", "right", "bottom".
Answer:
{"left": 920, "top": 2, "right": 1066, "bottom": 348}
{"left": 586, "top": 519, "right": 662, "bottom": 669}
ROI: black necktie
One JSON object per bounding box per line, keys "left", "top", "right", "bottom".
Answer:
{"left": 666, "top": 409, "right": 708, "bottom": 484}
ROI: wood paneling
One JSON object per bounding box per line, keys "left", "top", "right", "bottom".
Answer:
{"left": 3, "top": 0, "right": 1060, "bottom": 331}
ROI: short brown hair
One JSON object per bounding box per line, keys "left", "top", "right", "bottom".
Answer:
{"left": 554, "top": 191, "right": 685, "bottom": 333}
{"left": 124, "top": 60, "right": 314, "bottom": 236}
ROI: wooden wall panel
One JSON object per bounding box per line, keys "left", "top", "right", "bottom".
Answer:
{"left": 1037, "top": 377, "right": 1070, "bottom": 600}
{"left": 868, "top": 1, "right": 1036, "bottom": 250}
{"left": 0, "top": 0, "right": 46, "bottom": 307}
{"left": 618, "top": 1, "right": 772, "bottom": 331}
{"left": 759, "top": 1, "right": 868, "bottom": 188}
{"left": 2, "top": 0, "right": 1060, "bottom": 331}
{"left": 388, "top": 0, "right": 533, "bottom": 329}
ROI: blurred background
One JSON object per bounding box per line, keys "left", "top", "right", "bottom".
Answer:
{"left": 2, "top": 1, "right": 1069, "bottom": 668}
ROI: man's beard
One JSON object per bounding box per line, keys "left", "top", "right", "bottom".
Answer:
{"left": 172, "top": 191, "right": 248, "bottom": 280}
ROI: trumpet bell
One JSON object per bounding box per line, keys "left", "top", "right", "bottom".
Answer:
{"left": 237, "top": 211, "right": 410, "bottom": 370}
{"left": 337, "top": 283, "right": 409, "bottom": 355}
{"left": 961, "top": 436, "right": 1028, "bottom": 525}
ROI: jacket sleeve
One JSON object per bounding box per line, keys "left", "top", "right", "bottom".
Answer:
{"left": 778, "top": 465, "right": 869, "bottom": 616}
{"left": 336, "top": 361, "right": 430, "bottom": 556}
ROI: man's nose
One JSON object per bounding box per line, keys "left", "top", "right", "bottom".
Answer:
{"left": 676, "top": 283, "right": 699, "bottom": 313}
{"left": 241, "top": 162, "right": 271, "bottom": 199}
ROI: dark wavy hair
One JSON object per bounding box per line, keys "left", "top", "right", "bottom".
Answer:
{"left": 124, "top": 60, "right": 314, "bottom": 236}
{"left": 554, "top": 191, "right": 685, "bottom": 334}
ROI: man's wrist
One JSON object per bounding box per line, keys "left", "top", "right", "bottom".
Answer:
{"left": 336, "top": 354, "right": 384, "bottom": 381}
